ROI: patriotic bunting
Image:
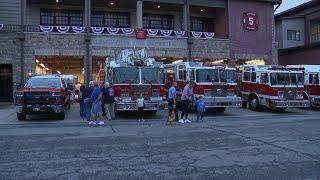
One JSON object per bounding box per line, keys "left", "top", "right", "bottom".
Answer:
{"left": 56, "top": 26, "right": 70, "bottom": 33}
{"left": 39, "top": 25, "right": 54, "bottom": 33}
{"left": 0, "top": 24, "right": 4, "bottom": 31}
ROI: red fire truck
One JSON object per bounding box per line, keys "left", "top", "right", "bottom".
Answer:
{"left": 164, "top": 62, "right": 242, "bottom": 113}
{"left": 286, "top": 65, "right": 320, "bottom": 108}
{"left": 240, "top": 65, "right": 310, "bottom": 111}
{"left": 105, "top": 49, "right": 166, "bottom": 113}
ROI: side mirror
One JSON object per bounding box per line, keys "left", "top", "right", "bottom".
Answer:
{"left": 15, "top": 83, "right": 22, "bottom": 89}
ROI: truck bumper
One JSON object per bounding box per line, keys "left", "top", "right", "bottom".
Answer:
{"left": 269, "top": 100, "right": 310, "bottom": 108}
{"left": 116, "top": 101, "right": 165, "bottom": 111}
{"left": 16, "top": 105, "right": 64, "bottom": 114}
{"left": 203, "top": 97, "right": 242, "bottom": 108}
{"left": 310, "top": 97, "right": 320, "bottom": 108}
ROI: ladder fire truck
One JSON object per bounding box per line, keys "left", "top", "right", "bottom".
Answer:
{"left": 286, "top": 65, "right": 320, "bottom": 108}
{"left": 240, "top": 65, "right": 310, "bottom": 111}
{"left": 105, "top": 49, "right": 166, "bottom": 113}
{"left": 165, "top": 62, "right": 242, "bottom": 113}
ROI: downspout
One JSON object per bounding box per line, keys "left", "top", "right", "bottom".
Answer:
{"left": 185, "top": 0, "right": 192, "bottom": 62}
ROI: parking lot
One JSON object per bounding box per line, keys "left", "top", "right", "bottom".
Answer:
{"left": 0, "top": 103, "right": 320, "bottom": 179}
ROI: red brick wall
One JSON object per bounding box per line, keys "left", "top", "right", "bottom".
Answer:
{"left": 214, "top": 9, "right": 229, "bottom": 38}
{"left": 279, "top": 47, "right": 320, "bottom": 65}
{"left": 228, "top": 0, "right": 273, "bottom": 63}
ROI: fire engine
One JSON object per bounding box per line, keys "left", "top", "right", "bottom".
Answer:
{"left": 286, "top": 65, "right": 320, "bottom": 108}
{"left": 105, "top": 49, "right": 166, "bottom": 113}
{"left": 164, "top": 62, "right": 242, "bottom": 113}
{"left": 240, "top": 65, "right": 310, "bottom": 111}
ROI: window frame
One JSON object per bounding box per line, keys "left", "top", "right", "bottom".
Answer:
{"left": 91, "top": 11, "right": 131, "bottom": 28}
{"left": 287, "top": 30, "right": 301, "bottom": 41}
{"left": 143, "top": 14, "right": 175, "bottom": 30}
{"left": 40, "top": 9, "right": 83, "bottom": 26}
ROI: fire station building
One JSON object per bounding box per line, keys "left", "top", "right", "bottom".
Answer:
{"left": 0, "top": 0, "right": 280, "bottom": 102}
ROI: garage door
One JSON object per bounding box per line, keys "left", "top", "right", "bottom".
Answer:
{"left": 0, "top": 64, "right": 13, "bottom": 102}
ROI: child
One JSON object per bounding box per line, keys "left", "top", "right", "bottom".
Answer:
{"left": 136, "top": 93, "right": 145, "bottom": 121}
{"left": 196, "top": 96, "right": 206, "bottom": 122}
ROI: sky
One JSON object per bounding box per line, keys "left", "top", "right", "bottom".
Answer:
{"left": 275, "top": 0, "right": 312, "bottom": 14}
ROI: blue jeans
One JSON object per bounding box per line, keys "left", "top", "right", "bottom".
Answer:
{"left": 80, "top": 100, "right": 85, "bottom": 118}
{"left": 197, "top": 111, "right": 204, "bottom": 121}
{"left": 85, "top": 100, "right": 92, "bottom": 121}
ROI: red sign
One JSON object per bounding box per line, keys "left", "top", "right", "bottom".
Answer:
{"left": 243, "top": 12, "right": 259, "bottom": 31}
{"left": 135, "top": 29, "right": 147, "bottom": 39}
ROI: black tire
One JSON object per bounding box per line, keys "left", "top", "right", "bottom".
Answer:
{"left": 58, "top": 112, "right": 65, "bottom": 120}
{"left": 242, "top": 101, "right": 247, "bottom": 108}
{"left": 249, "top": 96, "right": 260, "bottom": 111}
{"left": 17, "top": 113, "right": 26, "bottom": 121}
{"left": 214, "top": 107, "right": 226, "bottom": 113}
{"left": 275, "top": 107, "right": 287, "bottom": 112}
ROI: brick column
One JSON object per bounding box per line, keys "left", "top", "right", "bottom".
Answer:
{"left": 136, "top": 0, "right": 143, "bottom": 29}
{"left": 183, "top": 0, "right": 192, "bottom": 62}
{"left": 19, "top": 0, "right": 26, "bottom": 84}
{"left": 85, "top": 0, "right": 92, "bottom": 86}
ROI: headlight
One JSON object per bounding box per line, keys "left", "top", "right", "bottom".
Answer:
{"left": 52, "top": 92, "right": 62, "bottom": 97}
{"left": 296, "top": 91, "right": 303, "bottom": 99}
{"left": 278, "top": 91, "right": 284, "bottom": 99}
{"left": 16, "top": 92, "right": 24, "bottom": 97}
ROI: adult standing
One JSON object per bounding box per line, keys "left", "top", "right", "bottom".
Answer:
{"left": 179, "top": 81, "right": 194, "bottom": 123}
{"left": 83, "top": 81, "right": 95, "bottom": 122}
{"left": 100, "top": 82, "right": 106, "bottom": 116}
{"left": 79, "top": 84, "right": 86, "bottom": 120}
{"left": 90, "top": 82, "right": 103, "bottom": 125}
{"left": 167, "top": 82, "right": 179, "bottom": 124}
{"left": 103, "top": 82, "right": 115, "bottom": 121}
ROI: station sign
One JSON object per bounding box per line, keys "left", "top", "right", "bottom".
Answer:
{"left": 243, "top": 12, "right": 259, "bottom": 31}
{"left": 135, "top": 29, "right": 147, "bottom": 39}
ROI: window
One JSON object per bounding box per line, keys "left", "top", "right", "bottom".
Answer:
{"left": 189, "top": 70, "right": 195, "bottom": 81}
{"left": 178, "top": 66, "right": 186, "bottom": 81}
{"left": 187, "top": 17, "right": 214, "bottom": 32}
{"left": 287, "top": 30, "right": 300, "bottom": 41}
{"left": 40, "top": 9, "right": 83, "bottom": 26}
{"left": 311, "top": 21, "right": 320, "bottom": 43}
{"left": 309, "top": 74, "right": 319, "bottom": 85}
{"left": 251, "top": 72, "right": 256, "bottom": 82}
{"left": 92, "top": 12, "right": 130, "bottom": 27}
{"left": 260, "top": 73, "right": 269, "bottom": 84}
{"left": 243, "top": 72, "right": 250, "bottom": 81}
{"left": 143, "top": 14, "right": 174, "bottom": 29}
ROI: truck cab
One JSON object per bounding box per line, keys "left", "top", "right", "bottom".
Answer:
{"left": 14, "top": 74, "right": 70, "bottom": 120}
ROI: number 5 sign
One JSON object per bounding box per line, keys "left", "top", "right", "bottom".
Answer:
{"left": 243, "top": 12, "right": 259, "bottom": 31}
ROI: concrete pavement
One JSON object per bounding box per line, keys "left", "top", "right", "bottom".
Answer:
{"left": 0, "top": 103, "right": 320, "bottom": 179}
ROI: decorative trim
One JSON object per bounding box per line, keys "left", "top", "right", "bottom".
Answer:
{"left": 174, "top": 30, "right": 186, "bottom": 37}
{"left": 121, "top": 28, "right": 135, "bottom": 35}
{"left": 0, "top": 24, "right": 4, "bottom": 31}
{"left": 91, "top": 27, "right": 104, "bottom": 34}
{"left": 106, "top": 27, "right": 119, "bottom": 35}
{"left": 191, "top": 31, "right": 203, "bottom": 38}
{"left": 72, "top": 26, "right": 85, "bottom": 33}
{"left": 56, "top": 26, "right": 70, "bottom": 33}
{"left": 147, "top": 29, "right": 159, "bottom": 36}
{"left": 160, "top": 29, "right": 172, "bottom": 37}
{"left": 39, "top": 25, "right": 54, "bottom": 33}
{"left": 204, "top": 32, "right": 215, "bottom": 39}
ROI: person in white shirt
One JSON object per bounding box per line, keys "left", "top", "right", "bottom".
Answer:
{"left": 136, "top": 93, "right": 145, "bottom": 121}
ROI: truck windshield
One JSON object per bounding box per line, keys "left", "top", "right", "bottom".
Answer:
{"left": 270, "top": 73, "right": 303, "bottom": 86}
{"left": 113, "top": 67, "right": 139, "bottom": 84}
{"left": 25, "top": 78, "right": 61, "bottom": 88}
{"left": 196, "top": 69, "right": 236, "bottom": 83}
{"left": 141, "top": 67, "right": 164, "bottom": 84}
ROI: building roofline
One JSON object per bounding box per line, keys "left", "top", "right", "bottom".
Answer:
{"left": 258, "top": 0, "right": 282, "bottom": 5}
{"left": 275, "top": 0, "right": 318, "bottom": 19}
{"left": 279, "top": 41, "right": 320, "bottom": 55}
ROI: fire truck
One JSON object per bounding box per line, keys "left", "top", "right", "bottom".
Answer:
{"left": 286, "top": 65, "right": 320, "bottom": 108}
{"left": 105, "top": 49, "right": 166, "bottom": 113}
{"left": 164, "top": 62, "right": 242, "bottom": 113}
{"left": 240, "top": 65, "right": 310, "bottom": 111}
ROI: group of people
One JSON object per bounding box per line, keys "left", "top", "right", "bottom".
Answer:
{"left": 79, "top": 81, "right": 115, "bottom": 125}
{"left": 77, "top": 80, "right": 206, "bottom": 126}
{"left": 167, "top": 81, "right": 206, "bottom": 125}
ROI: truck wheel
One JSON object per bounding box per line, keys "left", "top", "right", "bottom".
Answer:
{"left": 58, "top": 112, "right": 65, "bottom": 120}
{"left": 242, "top": 101, "right": 247, "bottom": 108}
{"left": 249, "top": 96, "right": 260, "bottom": 111}
{"left": 17, "top": 113, "right": 26, "bottom": 121}
{"left": 275, "top": 107, "right": 287, "bottom": 112}
{"left": 214, "top": 107, "right": 226, "bottom": 113}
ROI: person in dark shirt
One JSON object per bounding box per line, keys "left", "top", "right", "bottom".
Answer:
{"left": 79, "top": 84, "right": 86, "bottom": 120}
{"left": 83, "top": 81, "right": 95, "bottom": 122}
{"left": 100, "top": 82, "right": 106, "bottom": 116}
{"left": 103, "top": 82, "right": 115, "bottom": 120}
